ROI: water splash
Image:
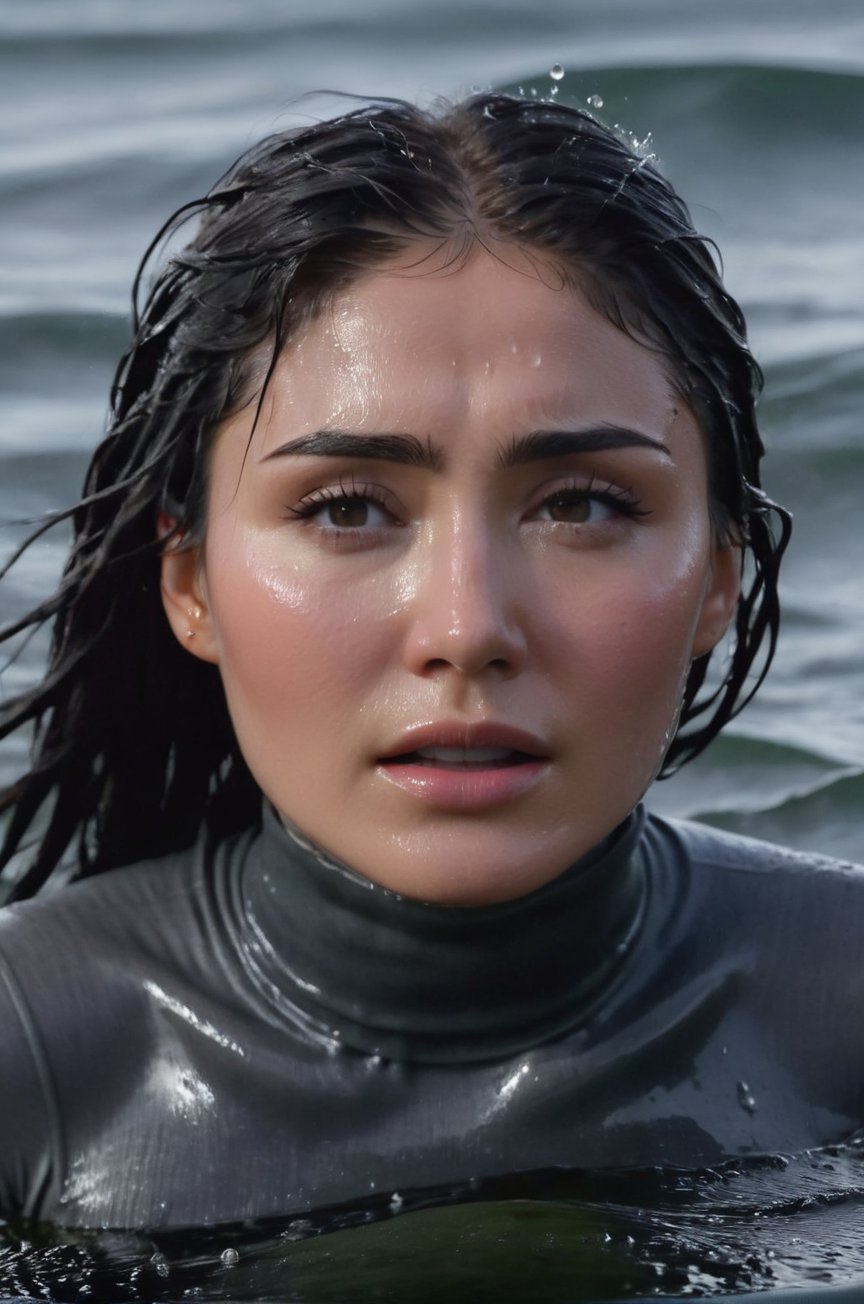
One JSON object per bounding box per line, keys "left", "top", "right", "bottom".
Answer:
{"left": 737, "top": 1079, "right": 758, "bottom": 1114}
{"left": 149, "top": 1249, "right": 170, "bottom": 1278}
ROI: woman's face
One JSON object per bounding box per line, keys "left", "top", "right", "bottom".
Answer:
{"left": 162, "top": 246, "right": 739, "bottom": 905}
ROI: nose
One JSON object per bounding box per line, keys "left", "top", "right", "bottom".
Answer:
{"left": 401, "top": 517, "right": 528, "bottom": 680}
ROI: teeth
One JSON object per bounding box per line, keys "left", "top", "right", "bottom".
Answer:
{"left": 414, "top": 746, "right": 514, "bottom": 763}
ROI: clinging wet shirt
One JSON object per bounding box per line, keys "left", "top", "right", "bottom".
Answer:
{"left": 1, "top": 804, "right": 863, "bottom": 1229}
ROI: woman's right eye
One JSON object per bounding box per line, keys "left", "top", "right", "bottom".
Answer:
{"left": 286, "top": 485, "right": 398, "bottom": 532}
{"left": 318, "top": 496, "right": 389, "bottom": 529}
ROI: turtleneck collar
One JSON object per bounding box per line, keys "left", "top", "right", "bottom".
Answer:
{"left": 238, "top": 802, "right": 647, "bottom": 1065}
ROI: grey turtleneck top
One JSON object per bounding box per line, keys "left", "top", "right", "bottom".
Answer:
{"left": 0, "top": 805, "right": 862, "bottom": 1230}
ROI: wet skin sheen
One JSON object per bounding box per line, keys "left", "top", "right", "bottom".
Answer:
{"left": 1, "top": 806, "right": 864, "bottom": 1228}
{"left": 162, "top": 245, "right": 740, "bottom": 905}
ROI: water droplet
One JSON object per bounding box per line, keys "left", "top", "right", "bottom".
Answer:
{"left": 587, "top": 94, "right": 604, "bottom": 109}
{"left": 220, "top": 1248, "right": 239, "bottom": 1267}
{"left": 737, "top": 1080, "right": 757, "bottom": 1114}
{"left": 150, "top": 1252, "right": 170, "bottom": 1279}
{"left": 281, "top": 1217, "right": 313, "bottom": 1242}
{"left": 389, "top": 1191, "right": 404, "bottom": 1211}
{"left": 549, "top": 64, "right": 564, "bottom": 81}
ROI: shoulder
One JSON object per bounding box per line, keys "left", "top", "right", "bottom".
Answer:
{"left": 638, "top": 812, "right": 864, "bottom": 954}
{"left": 0, "top": 841, "right": 202, "bottom": 961}
{"left": 0, "top": 823, "right": 257, "bottom": 1020}
{"left": 1, "top": 821, "right": 255, "bottom": 941}
{"left": 643, "top": 810, "right": 864, "bottom": 884}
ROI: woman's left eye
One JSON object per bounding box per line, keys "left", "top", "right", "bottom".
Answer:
{"left": 534, "top": 486, "right": 644, "bottom": 525}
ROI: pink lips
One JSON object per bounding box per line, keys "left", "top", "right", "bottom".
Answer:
{"left": 376, "top": 723, "right": 550, "bottom": 811}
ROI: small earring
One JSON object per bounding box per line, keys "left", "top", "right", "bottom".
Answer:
{"left": 185, "top": 606, "right": 202, "bottom": 639}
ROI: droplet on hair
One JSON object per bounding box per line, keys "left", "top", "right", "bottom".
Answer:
{"left": 587, "top": 93, "right": 604, "bottom": 108}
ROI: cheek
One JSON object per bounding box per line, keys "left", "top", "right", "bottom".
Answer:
{"left": 203, "top": 531, "right": 398, "bottom": 720}
{"left": 546, "top": 544, "right": 709, "bottom": 752}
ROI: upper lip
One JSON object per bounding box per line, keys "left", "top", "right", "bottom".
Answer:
{"left": 377, "top": 722, "right": 552, "bottom": 761}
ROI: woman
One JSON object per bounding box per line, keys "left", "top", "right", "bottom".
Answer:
{"left": 0, "top": 93, "right": 860, "bottom": 1231}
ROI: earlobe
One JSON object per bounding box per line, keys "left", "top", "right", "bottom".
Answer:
{"left": 160, "top": 536, "right": 220, "bottom": 665}
{"left": 691, "top": 542, "right": 742, "bottom": 659}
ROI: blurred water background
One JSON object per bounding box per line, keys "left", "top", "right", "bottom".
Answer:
{"left": 0, "top": 1, "right": 863, "bottom": 1297}
{"left": 1, "top": 0, "right": 862, "bottom": 860}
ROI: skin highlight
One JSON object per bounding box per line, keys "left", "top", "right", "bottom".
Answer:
{"left": 162, "top": 246, "right": 740, "bottom": 906}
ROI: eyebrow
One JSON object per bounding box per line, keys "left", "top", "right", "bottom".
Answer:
{"left": 261, "top": 425, "right": 670, "bottom": 470}
{"left": 497, "top": 426, "right": 671, "bottom": 467}
{"left": 262, "top": 431, "right": 443, "bottom": 470}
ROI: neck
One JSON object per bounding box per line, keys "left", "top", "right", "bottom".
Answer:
{"left": 239, "top": 803, "right": 647, "bottom": 1064}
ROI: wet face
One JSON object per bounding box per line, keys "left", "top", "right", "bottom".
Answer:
{"left": 162, "top": 246, "right": 739, "bottom": 905}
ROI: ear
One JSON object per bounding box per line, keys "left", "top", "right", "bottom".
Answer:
{"left": 691, "top": 541, "right": 742, "bottom": 659}
{"left": 159, "top": 519, "right": 220, "bottom": 665}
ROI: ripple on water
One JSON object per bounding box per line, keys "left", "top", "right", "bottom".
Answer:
{"left": 5, "top": 1141, "right": 864, "bottom": 1300}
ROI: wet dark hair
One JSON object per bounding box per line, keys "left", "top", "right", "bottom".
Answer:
{"left": 0, "top": 91, "right": 790, "bottom": 900}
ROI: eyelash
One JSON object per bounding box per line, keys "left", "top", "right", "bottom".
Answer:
{"left": 537, "top": 477, "right": 651, "bottom": 521}
{"left": 284, "top": 475, "right": 650, "bottom": 528}
{"left": 285, "top": 478, "right": 397, "bottom": 523}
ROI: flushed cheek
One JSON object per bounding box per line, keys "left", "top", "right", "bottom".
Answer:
{"left": 555, "top": 565, "right": 708, "bottom": 766}
{"left": 204, "top": 535, "right": 401, "bottom": 713}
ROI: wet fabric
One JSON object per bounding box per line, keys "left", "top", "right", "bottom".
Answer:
{"left": 0, "top": 804, "right": 862, "bottom": 1230}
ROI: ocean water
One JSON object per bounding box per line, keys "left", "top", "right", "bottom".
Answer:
{"left": 1, "top": 0, "right": 863, "bottom": 1298}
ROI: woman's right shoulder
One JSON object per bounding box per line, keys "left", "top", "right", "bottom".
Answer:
{"left": 1, "top": 842, "right": 201, "bottom": 945}
{"left": 0, "top": 849, "right": 195, "bottom": 1217}
{"left": 0, "top": 832, "right": 243, "bottom": 1013}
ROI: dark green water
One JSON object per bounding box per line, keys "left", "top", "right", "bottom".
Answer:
{"left": 1, "top": 1, "right": 863, "bottom": 1299}
{"left": 6, "top": 1145, "right": 864, "bottom": 1300}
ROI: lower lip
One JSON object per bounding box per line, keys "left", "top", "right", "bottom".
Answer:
{"left": 376, "top": 759, "right": 548, "bottom": 811}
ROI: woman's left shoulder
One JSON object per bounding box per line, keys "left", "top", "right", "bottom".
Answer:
{"left": 645, "top": 810, "right": 864, "bottom": 882}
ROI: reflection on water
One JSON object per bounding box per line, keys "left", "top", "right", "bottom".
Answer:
{"left": 4, "top": 1139, "right": 864, "bottom": 1301}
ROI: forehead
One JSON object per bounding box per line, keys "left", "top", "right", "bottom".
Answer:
{"left": 241, "top": 246, "right": 680, "bottom": 440}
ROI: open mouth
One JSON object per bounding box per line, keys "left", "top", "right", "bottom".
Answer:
{"left": 386, "top": 746, "right": 536, "bottom": 770}
{"left": 376, "top": 731, "right": 549, "bottom": 809}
